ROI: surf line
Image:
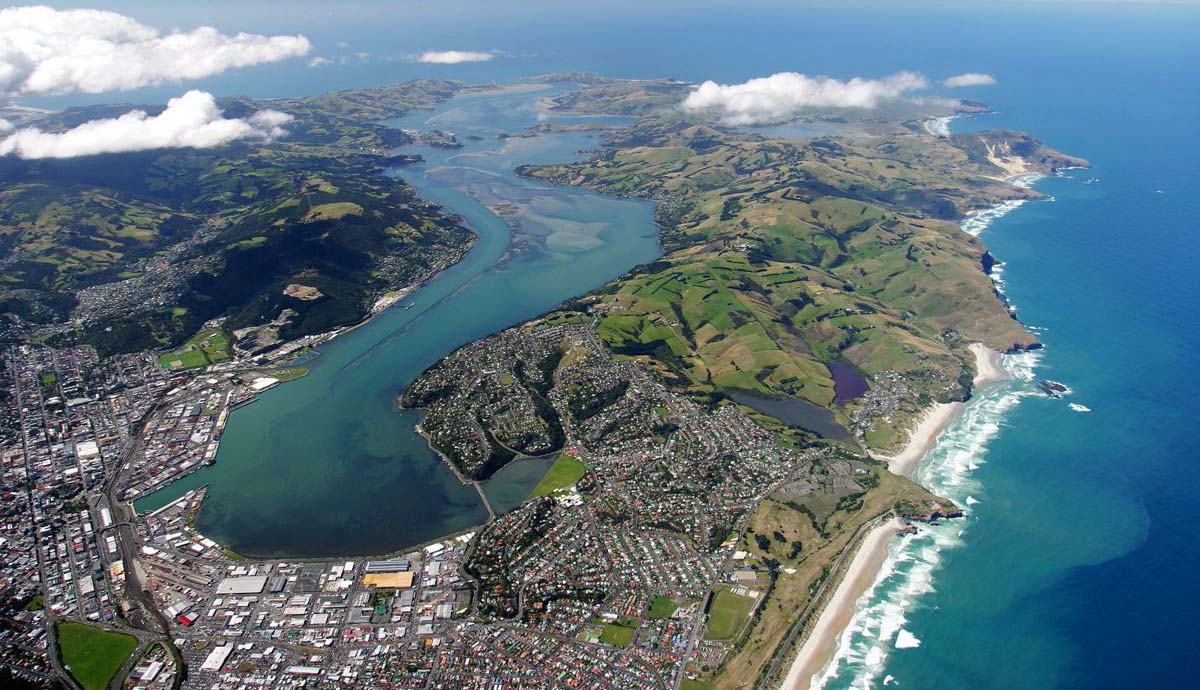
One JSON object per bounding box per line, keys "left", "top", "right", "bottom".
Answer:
{"left": 781, "top": 181, "right": 1051, "bottom": 689}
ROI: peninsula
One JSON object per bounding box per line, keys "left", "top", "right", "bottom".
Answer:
{"left": 0, "top": 75, "right": 1084, "bottom": 690}
{"left": 400, "top": 74, "right": 1084, "bottom": 689}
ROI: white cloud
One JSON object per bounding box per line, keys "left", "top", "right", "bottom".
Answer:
{"left": 310, "top": 55, "right": 353, "bottom": 67}
{"left": 0, "top": 5, "right": 310, "bottom": 98}
{"left": 944, "top": 73, "right": 997, "bottom": 88}
{"left": 0, "top": 118, "right": 11, "bottom": 133}
{"left": 0, "top": 90, "right": 292, "bottom": 159}
{"left": 417, "top": 50, "right": 494, "bottom": 64}
{"left": 682, "top": 71, "right": 929, "bottom": 125}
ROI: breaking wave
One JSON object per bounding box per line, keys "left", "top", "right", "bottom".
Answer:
{"left": 814, "top": 351, "right": 1042, "bottom": 689}
{"left": 924, "top": 115, "right": 957, "bottom": 138}
{"left": 961, "top": 174, "right": 1044, "bottom": 237}
{"left": 961, "top": 198, "right": 1025, "bottom": 237}
{"left": 811, "top": 141, "right": 1062, "bottom": 690}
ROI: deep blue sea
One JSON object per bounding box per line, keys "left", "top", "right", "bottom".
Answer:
{"left": 41, "top": 2, "right": 1200, "bottom": 687}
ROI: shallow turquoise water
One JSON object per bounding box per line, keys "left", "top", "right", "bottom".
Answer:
{"left": 816, "top": 17, "right": 1200, "bottom": 685}
{"left": 100, "top": 2, "right": 1200, "bottom": 684}
{"left": 135, "top": 88, "right": 659, "bottom": 557}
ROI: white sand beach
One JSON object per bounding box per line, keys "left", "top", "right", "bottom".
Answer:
{"left": 879, "top": 344, "right": 1008, "bottom": 477}
{"left": 784, "top": 343, "right": 1012, "bottom": 688}
{"left": 878, "top": 402, "right": 962, "bottom": 478}
{"left": 970, "top": 342, "right": 1008, "bottom": 386}
{"left": 781, "top": 518, "right": 904, "bottom": 690}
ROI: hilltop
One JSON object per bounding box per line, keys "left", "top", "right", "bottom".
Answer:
{"left": 402, "top": 76, "right": 1086, "bottom": 689}
{"left": 0, "top": 81, "right": 473, "bottom": 357}
{"left": 513, "top": 80, "right": 1083, "bottom": 454}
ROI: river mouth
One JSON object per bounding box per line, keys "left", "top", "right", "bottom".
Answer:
{"left": 134, "top": 86, "right": 660, "bottom": 558}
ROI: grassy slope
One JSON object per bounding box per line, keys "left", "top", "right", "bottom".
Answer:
{"left": 56, "top": 621, "right": 138, "bottom": 690}
{"left": 517, "top": 80, "right": 1084, "bottom": 689}
{"left": 0, "top": 80, "right": 470, "bottom": 356}
{"left": 523, "top": 117, "right": 1070, "bottom": 448}
{"left": 528, "top": 454, "right": 587, "bottom": 498}
{"left": 706, "top": 469, "right": 947, "bottom": 689}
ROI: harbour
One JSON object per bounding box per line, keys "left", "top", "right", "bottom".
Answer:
{"left": 134, "top": 87, "right": 659, "bottom": 558}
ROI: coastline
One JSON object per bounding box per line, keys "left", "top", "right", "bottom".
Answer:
{"left": 781, "top": 518, "right": 904, "bottom": 690}
{"left": 126, "top": 231, "right": 479, "bottom": 544}
{"left": 305, "top": 235, "right": 477, "bottom": 349}
{"left": 129, "top": 83, "right": 653, "bottom": 562}
{"left": 922, "top": 114, "right": 957, "bottom": 138}
{"left": 875, "top": 343, "right": 1007, "bottom": 477}
{"left": 878, "top": 402, "right": 963, "bottom": 478}
{"left": 970, "top": 342, "right": 1008, "bottom": 387}
{"left": 773, "top": 157, "right": 1052, "bottom": 687}
{"left": 782, "top": 342, "right": 1009, "bottom": 687}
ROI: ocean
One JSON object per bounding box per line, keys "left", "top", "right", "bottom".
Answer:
{"left": 55, "top": 1, "right": 1200, "bottom": 686}
{"left": 808, "top": 12, "right": 1200, "bottom": 685}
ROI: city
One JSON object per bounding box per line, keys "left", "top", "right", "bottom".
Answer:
{"left": 1, "top": 307, "right": 941, "bottom": 689}
{"left": 0, "top": 5, "right": 1105, "bottom": 688}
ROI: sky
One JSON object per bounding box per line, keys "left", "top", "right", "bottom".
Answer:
{"left": 1, "top": 1, "right": 1196, "bottom": 157}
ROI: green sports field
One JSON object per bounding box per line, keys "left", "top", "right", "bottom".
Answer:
{"left": 57, "top": 621, "right": 138, "bottom": 690}
{"left": 703, "top": 588, "right": 757, "bottom": 642}
{"left": 528, "top": 454, "right": 586, "bottom": 498}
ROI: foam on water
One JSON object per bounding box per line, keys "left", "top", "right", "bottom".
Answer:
{"left": 961, "top": 174, "right": 1045, "bottom": 238}
{"left": 924, "top": 115, "right": 957, "bottom": 138}
{"left": 962, "top": 199, "right": 1023, "bottom": 237}
{"left": 814, "top": 351, "right": 1042, "bottom": 689}
{"left": 894, "top": 630, "right": 922, "bottom": 649}
{"left": 1069, "top": 403, "right": 1091, "bottom": 413}
{"left": 813, "top": 170, "right": 1054, "bottom": 690}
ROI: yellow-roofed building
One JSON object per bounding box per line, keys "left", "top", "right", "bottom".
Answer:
{"left": 362, "top": 572, "right": 414, "bottom": 589}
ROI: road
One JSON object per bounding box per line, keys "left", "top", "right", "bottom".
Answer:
{"left": 755, "top": 510, "right": 895, "bottom": 690}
